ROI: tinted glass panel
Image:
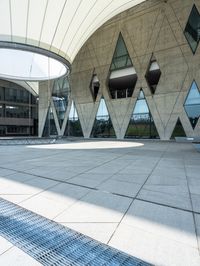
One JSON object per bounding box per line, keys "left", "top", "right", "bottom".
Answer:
{"left": 184, "top": 81, "right": 200, "bottom": 129}
{"left": 110, "top": 34, "right": 132, "bottom": 71}
{"left": 170, "top": 118, "right": 186, "bottom": 139}
{"left": 42, "top": 107, "right": 58, "bottom": 137}
{"left": 52, "top": 76, "right": 70, "bottom": 128}
{"left": 184, "top": 5, "right": 200, "bottom": 54}
{"left": 125, "top": 90, "right": 159, "bottom": 139}
{"left": 64, "top": 101, "right": 83, "bottom": 137}
{"left": 91, "top": 98, "right": 116, "bottom": 138}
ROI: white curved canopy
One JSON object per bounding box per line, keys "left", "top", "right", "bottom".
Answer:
{"left": 0, "top": 0, "right": 147, "bottom": 65}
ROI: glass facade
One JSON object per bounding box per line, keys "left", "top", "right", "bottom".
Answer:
{"left": 170, "top": 118, "right": 186, "bottom": 139}
{"left": 145, "top": 54, "right": 161, "bottom": 94}
{"left": 52, "top": 76, "right": 70, "bottom": 128}
{"left": 64, "top": 101, "right": 83, "bottom": 137}
{"left": 184, "top": 81, "right": 200, "bottom": 129}
{"left": 125, "top": 90, "right": 159, "bottom": 138}
{"left": 91, "top": 98, "right": 116, "bottom": 138}
{"left": 42, "top": 107, "right": 58, "bottom": 137}
{"left": 108, "top": 33, "right": 137, "bottom": 99}
{"left": 0, "top": 81, "right": 38, "bottom": 136}
{"left": 184, "top": 5, "right": 200, "bottom": 54}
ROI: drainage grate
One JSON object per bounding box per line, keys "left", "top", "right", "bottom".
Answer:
{"left": 0, "top": 198, "right": 151, "bottom": 266}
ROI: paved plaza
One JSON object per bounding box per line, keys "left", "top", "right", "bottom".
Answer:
{"left": 0, "top": 139, "right": 200, "bottom": 265}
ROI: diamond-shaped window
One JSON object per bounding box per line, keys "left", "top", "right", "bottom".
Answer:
{"left": 145, "top": 54, "right": 161, "bottom": 94}
{"left": 108, "top": 33, "right": 138, "bottom": 99}
{"left": 184, "top": 5, "right": 200, "bottom": 54}
{"left": 184, "top": 81, "right": 200, "bottom": 129}
{"left": 90, "top": 71, "right": 100, "bottom": 101}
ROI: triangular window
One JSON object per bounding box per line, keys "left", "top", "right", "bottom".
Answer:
{"left": 184, "top": 80, "right": 200, "bottom": 129}
{"left": 125, "top": 90, "right": 159, "bottom": 138}
{"left": 108, "top": 33, "right": 137, "bottom": 99}
{"left": 42, "top": 107, "right": 58, "bottom": 137}
{"left": 170, "top": 118, "right": 186, "bottom": 139}
{"left": 145, "top": 54, "right": 161, "bottom": 94}
{"left": 64, "top": 101, "right": 83, "bottom": 137}
{"left": 52, "top": 76, "right": 70, "bottom": 128}
{"left": 91, "top": 98, "right": 116, "bottom": 138}
{"left": 184, "top": 5, "right": 200, "bottom": 54}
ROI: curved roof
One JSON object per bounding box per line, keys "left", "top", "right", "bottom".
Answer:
{"left": 0, "top": 0, "right": 147, "bottom": 64}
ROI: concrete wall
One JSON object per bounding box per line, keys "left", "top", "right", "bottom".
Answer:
{"left": 69, "top": 0, "right": 200, "bottom": 140}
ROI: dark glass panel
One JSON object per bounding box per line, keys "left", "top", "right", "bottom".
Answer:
{"left": 108, "top": 34, "right": 137, "bottom": 99}
{"left": 125, "top": 90, "right": 159, "bottom": 139}
{"left": 184, "top": 81, "right": 200, "bottom": 129}
{"left": 52, "top": 76, "right": 70, "bottom": 128}
{"left": 64, "top": 101, "right": 83, "bottom": 137}
{"left": 170, "top": 118, "right": 186, "bottom": 139}
{"left": 184, "top": 5, "right": 200, "bottom": 54}
{"left": 91, "top": 98, "right": 116, "bottom": 138}
{"left": 110, "top": 33, "right": 132, "bottom": 71}
{"left": 42, "top": 108, "right": 58, "bottom": 137}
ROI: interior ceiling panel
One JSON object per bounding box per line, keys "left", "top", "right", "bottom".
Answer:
{"left": 0, "top": 0, "right": 147, "bottom": 64}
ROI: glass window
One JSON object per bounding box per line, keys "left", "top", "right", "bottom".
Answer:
{"left": 170, "top": 118, "right": 186, "bottom": 139}
{"left": 108, "top": 33, "right": 137, "bottom": 99}
{"left": 52, "top": 76, "right": 70, "bottom": 128}
{"left": 184, "top": 5, "right": 200, "bottom": 54}
{"left": 64, "top": 101, "right": 83, "bottom": 137}
{"left": 91, "top": 98, "right": 116, "bottom": 138}
{"left": 110, "top": 33, "right": 132, "bottom": 71}
{"left": 125, "top": 90, "right": 159, "bottom": 139}
{"left": 184, "top": 81, "right": 200, "bottom": 129}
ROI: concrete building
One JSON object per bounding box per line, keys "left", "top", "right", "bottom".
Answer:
{"left": 0, "top": 0, "right": 199, "bottom": 140}
{"left": 38, "top": 0, "right": 200, "bottom": 140}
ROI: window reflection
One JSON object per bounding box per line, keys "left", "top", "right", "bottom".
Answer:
{"left": 91, "top": 98, "right": 116, "bottom": 138}
{"left": 52, "top": 76, "right": 70, "bottom": 128}
{"left": 184, "top": 5, "right": 200, "bottom": 54}
{"left": 184, "top": 81, "right": 200, "bottom": 129}
{"left": 108, "top": 33, "right": 137, "bottom": 99}
{"left": 125, "top": 90, "right": 159, "bottom": 138}
{"left": 64, "top": 101, "right": 83, "bottom": 137}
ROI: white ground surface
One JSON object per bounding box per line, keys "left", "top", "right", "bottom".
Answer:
{"left": 0, "top": 139, "right": 200, "bottom": 266}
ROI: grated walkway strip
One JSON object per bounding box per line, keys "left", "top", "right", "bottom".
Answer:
{"left": 0, "top": 197, "right": 151, "bottom": 266}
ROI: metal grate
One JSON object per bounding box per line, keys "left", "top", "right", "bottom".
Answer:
{"left": 0, "top": 198, "right": 151, "bottom": 266}
{"left": 0, "top": 137, "right": 56, "bottom": 145}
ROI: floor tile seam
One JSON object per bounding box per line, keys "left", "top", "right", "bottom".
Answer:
{"left": 51, "top": 190, "right": 92, "bottom": 221}
{"left": 59, "top": 222, "right": 119, "bottom": 224}
{"left": 1, "top": 167, "right": 200, "bottom": 216}
{"left": 183, "top": 159, "right": 200, "bottom": 255}
{"left": 138, "top": 187, "right": 191, "bottom": 199}
{"left": 3, "top": 167, "right": 200, "bottom": 215}
{"left": 113, "top": 222, "right": 200, "bottom": 250}
{"left": 0, "top": 244, "right": 15, "bottom": 257}
{"left": 15, "top": 180, "right": 62, "bottom": 206}
{"left": 93, "top": 160, "right": 141, "bottom": 190}
{"left": 65, "top": 151, "right": 138, "bottom": 185}
{"left": 106, "top": 143, "right": 175, "bottom": 245}
{"left": 109, "top": 178, "right": 146, "bottom": 186}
